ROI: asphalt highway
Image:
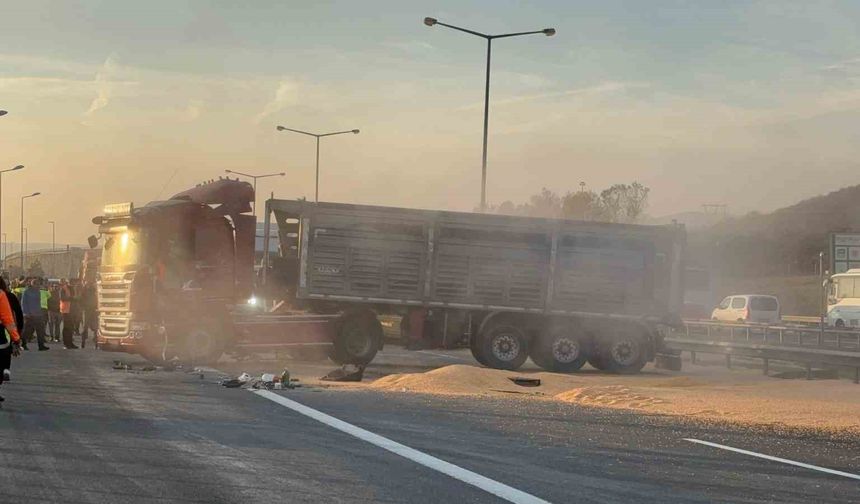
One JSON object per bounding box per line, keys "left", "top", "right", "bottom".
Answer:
{"left": 1, "top": 347, "right": 858, "bottom": 503}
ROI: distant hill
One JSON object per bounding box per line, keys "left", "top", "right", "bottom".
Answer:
{"left": 689, "top": 184, "right": 860, "bottom": 277}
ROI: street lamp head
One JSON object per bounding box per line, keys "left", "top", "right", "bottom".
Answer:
{"left": 276, "top": 126, "right": 286, "bottom": 131}
{"left": 225, "top": 169, "right": 234, "bottom": 174}
{"left": 351, "top": 129, "right": 360, "bottom": 134}
{"left": 13, "top": 165, "right": 23, "bottom": 171}
{"left": 424, "top": 17, "right": 437, "bottom": 27}
{"left": 543, "top": 28, "right": 556, "bottom": 36}
{"left": 31, "top": 192, "right": 41, "bottom": 197}
{"left": 0, "top": 110, "right": 7, "bottom": 117}
{"left": 279, "top": 172, "right": 286, "bottom": 176}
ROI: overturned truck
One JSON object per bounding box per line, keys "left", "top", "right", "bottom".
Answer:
{"left": 263, "top": 199, "right": 685, "bottom": 373}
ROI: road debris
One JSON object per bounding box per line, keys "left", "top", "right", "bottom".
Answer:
{"left": 321, "top": 364, "right": 365, "bottom": 382}
{"left": 508, "top": 376, "right": 541, "bottom": 387}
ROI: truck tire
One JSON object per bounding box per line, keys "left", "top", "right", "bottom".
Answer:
{"left": 330, "top": 312, "right": 381, "bottom": 366}
{"left": 587, "top": 353, "right": 608, "bottom": 371}
{"left": 479, "top": 323, "right": 529, "bottom": 371}
{"left": 531, "top": 324, "right": 589, "bottom": 373}
{"left": 469, "top": 334, "right": 490, "bottom": 366}
{"left": 598, "top": 329, "right": 647, "bottom": 374}
{"left": 179, "top": 320, "right": 230, "bottom": 366}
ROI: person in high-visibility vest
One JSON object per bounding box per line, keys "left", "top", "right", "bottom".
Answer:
{"left": 0, "top": 276, "right": 23, "bottom": 403}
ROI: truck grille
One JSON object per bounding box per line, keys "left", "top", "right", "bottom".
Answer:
{"left": 100, "top": 315, "right": 130, "bottom": 337}
{"left": 98, "top": 273, "right": 132, "bottom": 336}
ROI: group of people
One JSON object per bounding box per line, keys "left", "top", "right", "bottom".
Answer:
{"left": 0, "top": 276, "right": 98, "bottom": 403}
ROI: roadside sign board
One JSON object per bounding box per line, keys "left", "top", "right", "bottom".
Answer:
{"left": 831, "top": 233, "right": 860, "bottom": 273}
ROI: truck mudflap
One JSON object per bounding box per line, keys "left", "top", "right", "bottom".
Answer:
{"left": 652, "top": 324, "right": 683, "bottom": 371}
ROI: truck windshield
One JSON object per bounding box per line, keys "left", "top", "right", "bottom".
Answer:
{"left": 101, "top": 230, "right": 145, "bottom": 267}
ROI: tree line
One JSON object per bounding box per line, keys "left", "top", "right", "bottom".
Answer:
{"left": 486, "top": 182, "right": 650, "bottom": 223}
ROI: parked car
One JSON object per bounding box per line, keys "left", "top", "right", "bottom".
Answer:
{"left": 711, "top": 294, "right": 780, "bottom": 324}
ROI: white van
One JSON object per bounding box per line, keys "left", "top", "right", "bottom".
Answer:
{"left": 711, "top": 294, "right": 780, "bottom": 324}
{"left": 826, "top": 270, "right": 860, "bottom": 328}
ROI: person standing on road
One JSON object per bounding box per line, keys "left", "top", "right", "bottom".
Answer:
{"left": 21, "top": 278, "right": 50, "bottom": 351}
{"left": 60, "top": 279, "right": 77, "bottom": 349}
{"left": 39, "top": 279, "right": 51, "bottom": 338}
{"left": 47, "top": 283, "right": 61, "bottom": 343}
{"left": 0, "top": 277, "right": 23, "bottom": 403}
{"left": 80, "top": 281, "right": 97, "bottom": 349}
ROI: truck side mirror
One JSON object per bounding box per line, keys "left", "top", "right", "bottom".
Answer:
{"left": 87, "top": 235, "right": 99, "bottom": 249}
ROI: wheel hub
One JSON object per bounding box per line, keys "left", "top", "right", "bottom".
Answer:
{"left": 552, "top": 337, "right": 580, "bottom": 363}
{"left": 611, "top": 340, "right": 639, "bottom": 366}
{"left": 344, "top": 327, "right": 371, "bottom": 357}
{"left": 492, "top": 334, "right": 520, "bottom": 362}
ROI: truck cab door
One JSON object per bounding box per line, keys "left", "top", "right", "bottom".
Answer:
{"left": 193, "top": 218, "right": 235, "bottom": 298}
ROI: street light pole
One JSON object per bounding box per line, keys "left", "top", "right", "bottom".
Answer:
{"left": 423, "top": 17, "right": 555, "bottom": 211}
{"left": 223, "top": 170, "right": 285, "bottom": 218}
{"left": 0, "top": 164, "right": 25, "bottom": 271}
{"left": 20, "top": 192, "right": 40, "bottom": 270}
{"left": 49, "top": 220, "right": 55, "bottom": 277}
{"left": 275, "top": 126, "right": 360, "bottom": 203}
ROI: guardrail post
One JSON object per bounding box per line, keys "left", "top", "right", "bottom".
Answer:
{"left": 763, "top": 358, "right": 768, "bottom": 376}
{"left": 726, "top": 354, "right": 732, "bottom": 369}
{"left": 729, "top": 327, "right": 733, "bottom": 341}
{"left": 691, "top": 351, "right": 697, "bottom": 364}
{"left": 707, "top": 325, "right": 711, "bottom": 339}
{"left": 855, "top": 367, "right": 859, "bottom": 384}
{"left": 837, "top": 333, "right": 841, "bottom": 349}
{"left": 746, "top": 326, "right": 750, "bottom": 342}
{"left": 806, "top": 363, "right": 812, "bottom": 380}
{"left": 779, "top": 328, "right": 784, "bottom": 344}
{"left": 686, "top": 324, "right": 690, "bottom": 338}
{"left": 817, "top": 331, "right": 822, "bottom": 347}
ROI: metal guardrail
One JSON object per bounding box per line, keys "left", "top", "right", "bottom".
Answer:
{"left": 668, "top": 320, "right": 860, "bottom": 382}
{"left": 781, "top": 315, "right": 822, "bottom": 325}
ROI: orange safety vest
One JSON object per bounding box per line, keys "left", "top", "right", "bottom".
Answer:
{"left": 59, "top": 286, "right": 71, "bottom": 314}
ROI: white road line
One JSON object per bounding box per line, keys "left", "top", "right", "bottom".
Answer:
{"left": 416, "top": 350, "right": 470, "bottom": 361}
{"left": 684, "top": 438, "right": 860, "bottom": 481}
{"left": 253, "top": 390, "right": 553, "bottom": 504}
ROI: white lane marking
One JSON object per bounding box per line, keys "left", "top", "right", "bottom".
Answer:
{"left": 253, "top": 390, "right": 553, "bottom": 504}
{"left": 416, "top": 350, "right": 470, "bottom": 361}
{"left": 685, "top": 438, "right": 860, "bottom": 481}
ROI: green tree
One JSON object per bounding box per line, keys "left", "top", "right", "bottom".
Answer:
{"left": 561, "top": 190, "right": 599, "bottom": 220}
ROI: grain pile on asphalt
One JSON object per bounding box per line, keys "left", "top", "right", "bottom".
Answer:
{"left": 369, "top": 364, "right": 860, "bottom": 435}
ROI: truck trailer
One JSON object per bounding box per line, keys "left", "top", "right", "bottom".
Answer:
{"left": 262, "top": 198, "right": 685, "bottom": 373}
{"left": 92, "top": 179, "right": 685, "bottom": 373}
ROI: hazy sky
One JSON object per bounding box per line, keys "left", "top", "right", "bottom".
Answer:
{"left": 1, "top": 0, "right": 859, "bottom": 244}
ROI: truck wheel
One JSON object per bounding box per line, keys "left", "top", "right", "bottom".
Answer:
{"left": 600, "top": 330, "right": 647, "bottom": 374}
{"left": 180, "top": 322, "right": 229, "bottom": 366}
{"left": 479, "top": 324, "right": 529, "bottom": 371}
{"left": 469, "top": 334, "right": 489, "bottom": 367}
{"left": 587, "top": 353, "right": 608, "bottom": 371}
{"left": 531, "top": 325, "right": 589, "bottom": 373}
{"left": 330, "top": 312, "right": 381, "bottom": 366}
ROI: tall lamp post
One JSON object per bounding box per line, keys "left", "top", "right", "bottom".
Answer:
{"left": 1, "top": 233, "right": 5, "bottom": 271}
{"left": 224, "top": 170, "right": 285, "bottom": 218}
{"left": 49, "top": 220, "right": 56, "bottom": 278}
{"left": 0, "top": 164, "right": 25, "bottom": 269}
{"left": 20, "top": 192, "right": 40, "bottom": 269}
{"left": 423, "top": 17, "right": 555, "bottom": 211}
{"left": 275, "top": 126, "right": 360, "bottom": 203}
